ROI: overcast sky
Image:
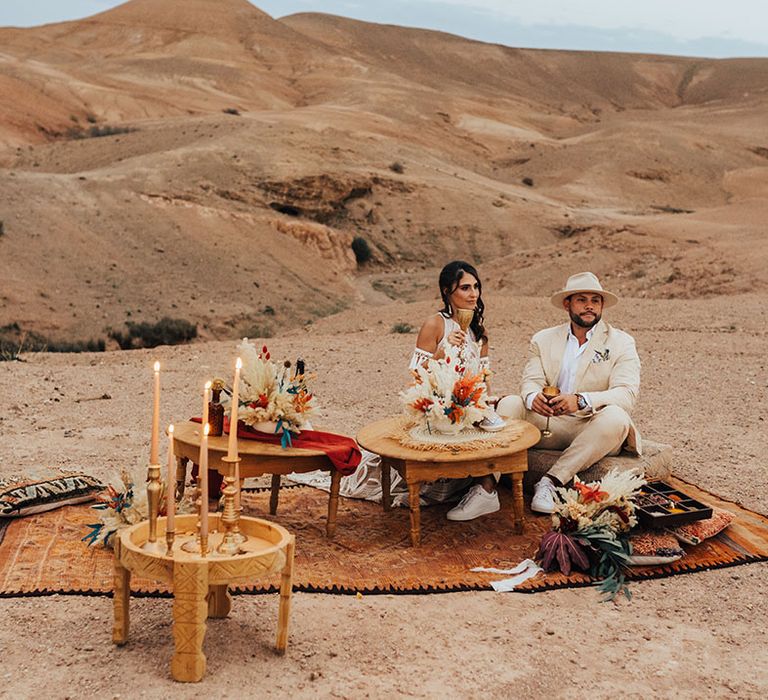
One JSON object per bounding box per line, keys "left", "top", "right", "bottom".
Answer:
{"left": 2, "top": 0, "right": 767, "bottom": 58}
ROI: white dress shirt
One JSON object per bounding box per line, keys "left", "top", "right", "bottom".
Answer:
{"left": 525, "top": 325, "right": 594, "bottom": 410}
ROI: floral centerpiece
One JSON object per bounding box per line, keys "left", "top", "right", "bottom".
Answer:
{"left": 536, "top": 469, "right": 646, "bottom": 600}
{"left": 231, "top": 338, "right": 315, "bottom": 447}
{"left": 400, "top": 353, "right": 492, "bottom": 435}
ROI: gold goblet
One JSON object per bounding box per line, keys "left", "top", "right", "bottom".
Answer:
{"left": 456, "top": 308, "right": 474, "bottom": 333}
{"left": 541, "top": 385, "right": 560, "bottom": 438}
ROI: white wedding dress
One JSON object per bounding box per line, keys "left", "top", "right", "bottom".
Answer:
{"left": 289, "top": 314, "right": 481, "bottom": 506}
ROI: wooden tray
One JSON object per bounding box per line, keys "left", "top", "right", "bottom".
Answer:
{"left": 635, "top": 480, "right": 713, "bottom": 528}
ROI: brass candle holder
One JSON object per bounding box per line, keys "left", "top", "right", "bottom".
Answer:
{"left": 142, "top": 464, "right": 165, "bottom": 553}
{"left": 217, "top": 456, "right": 244, "bottom": 555}
{"left": 180, "top": 481, "right": 212, "bottom": 555}
{"left": 165, "top": 526, "right": 176, "bottom": 556}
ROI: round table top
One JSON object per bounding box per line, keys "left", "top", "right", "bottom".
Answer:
{"left": 173, "top": 420, "right": 327, "bottom": 458}
{"left": 118, "top": 513, "right": 292, "bottom": 566}
{"left": 356, "top": 416, "right": 540, "bottom": 463}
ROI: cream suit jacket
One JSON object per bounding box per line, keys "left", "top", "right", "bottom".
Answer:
{"left": 520, "top": 319, "right": 642, "bottom": 454}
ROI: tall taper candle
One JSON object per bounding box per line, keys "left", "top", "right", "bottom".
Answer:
{"left": 227, "top": 358, "right": 242, "bottom": 459}
{"left": 200, "top": 423, "right": 210, "bottom": 541}
{"left": 150, "top": 361, "right": 161, "bottom": 464}
{"left": 166, "top": 424, "right": 175, "bottom": 532}
{"left": 202, "top": 380, "right": 212, "bottom": 429}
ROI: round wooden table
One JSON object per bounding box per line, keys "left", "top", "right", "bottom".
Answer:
{"left": 357, "top": 417, "right": 540, "bottom": 546}
{"left": 112, "top": 514, "right": 294, "bottom": 682}
{"left": 172, "top": 421, "right": 343, "bottom": 538}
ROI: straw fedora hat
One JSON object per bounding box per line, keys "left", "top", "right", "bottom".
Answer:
{"left": 550, "top": 272, "right": 619, "bottom": 309}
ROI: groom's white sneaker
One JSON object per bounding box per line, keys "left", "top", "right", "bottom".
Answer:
{"left": 531, "top": 476, "right": 558, "bottom": 514}
{"left": 446, "top": 484, "right": 500, "bottom": 521}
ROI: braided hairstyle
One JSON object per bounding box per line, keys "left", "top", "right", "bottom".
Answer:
{"left": 438, "top": 260, "right": 487, "bottom": 343}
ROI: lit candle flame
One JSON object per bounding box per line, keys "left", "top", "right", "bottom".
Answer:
{"left": 169, "top": 424, "right": 174, "bottom": 435}
{"left": 236, "top": 357, "right": 242, "bottom": 370}
{"left": 154, "top": 360, "right": 160, "bottom": 372}
{"left": 203, "top": 423, "right": 210, "bottom": 436}
{"left": 205, "top": 380, "right": 212, "bottom": 390}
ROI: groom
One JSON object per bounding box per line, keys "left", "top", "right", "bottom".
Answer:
{"left": 497, "top": 272, "right": 642, "bottom": 513}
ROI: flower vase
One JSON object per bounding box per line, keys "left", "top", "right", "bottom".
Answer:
{"left": 252, "top": 420, "right": 282, "bottom": 435}
{"left": 429, "top": 420, "right": 463, "bottom": 436}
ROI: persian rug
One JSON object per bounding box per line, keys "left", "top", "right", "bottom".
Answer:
{"left": 0, "top": 478, "right": 766, "bottom": 597}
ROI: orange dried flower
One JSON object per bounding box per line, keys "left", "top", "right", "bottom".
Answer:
{"left": 411, "top": 397, "right": 434, "bottom": 413}
{"left": 445, "top": 404, "right": 465, "bottom": 424}
{"left": 573, "top": 481, "right": 609, "bottom": 503}
{"left": 293, "top": 389, "right": 313, "bottom": 413}
{"left": 452, "top": 374, "right": 483, "bottom": 405}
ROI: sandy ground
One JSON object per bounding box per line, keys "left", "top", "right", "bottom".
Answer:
{"left": 1, "top": 292, "right": 767, "bottom": 698}
{"left": 1, "top": 3, "right": 767, "bottom": 697}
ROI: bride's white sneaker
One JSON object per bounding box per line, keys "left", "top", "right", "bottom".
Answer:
{"left": 446, "top": 484, "right": 500, "bottom": 521}
{"left": 531, "top": 476, "right": 557, "bottom": 514}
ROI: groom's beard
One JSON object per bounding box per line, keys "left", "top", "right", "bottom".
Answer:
{"left": 570, "top": 310, "right": 601, "bottom": 329}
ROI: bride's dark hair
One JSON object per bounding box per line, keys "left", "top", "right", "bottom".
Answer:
{"left": 438, "top": 260, "right": 487, "bottom": 343}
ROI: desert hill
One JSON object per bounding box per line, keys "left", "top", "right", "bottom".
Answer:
{"left": 0, "top": 0, "right": 767, "bottom": 348}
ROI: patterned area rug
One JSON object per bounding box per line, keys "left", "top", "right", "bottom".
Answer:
{"left": 1, "top": 478, "right": 766, "bottom": 596}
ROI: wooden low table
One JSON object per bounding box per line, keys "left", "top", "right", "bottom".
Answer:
{"left": 173, "top": 421, "right": 342, "bottom": 537}
{"left": 112, "top": 514, "right": 294, "bottom": 682}
{"left": 357, "top": 417, "right": 540, "bottom": 546}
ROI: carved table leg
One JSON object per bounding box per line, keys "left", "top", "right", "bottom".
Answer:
{"left": 171, "top": 561, "right": 208, "bottom": 682}
{"left": 408, "top": 481, "right": 421, "bottom": 546}
{"left": 381, "top": 458, "right": 391, "bottom": 512}
{"left": 326, "top": 469, "right": 342, "bottom": 539}
{"left": 112, "top": 539, "right": 130, "bottom": 645}
{"left": 276, "top": 535, "right": 295, "bottom": 654}
{"left": 512, "top": 472, "right": 525, "bottom": 535}
{"left": 207, "top": 584, "right": 232, "bottom": 619}
{"left": 270, "top": 474, "right": 281, "bottom": 515}
{"left": 175, "top": 457, "right": 188, "bottom": 500}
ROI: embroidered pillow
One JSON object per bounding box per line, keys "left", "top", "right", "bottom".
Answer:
{"left": 0, "top": 469, "right": 103, "bottom": 517}
{"left": 627, "top": 530, "right": 685, "bottom": 566}
{"left": 668, "top": 508, "right": 735, "bottom": 545}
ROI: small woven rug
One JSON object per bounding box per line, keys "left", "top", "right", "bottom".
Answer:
{"left": 0, "top": 478, "right": 766, "bottom": 597}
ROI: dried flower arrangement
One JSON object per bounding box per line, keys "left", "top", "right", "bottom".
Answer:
{"left": 400, "top": 353, "right": 492, "bottom": 435}
{"left": 231, "top": 339, "right": 315, "bottom": 446}
{"left": 536, "top": 469, "right": 646, "bottom": 600}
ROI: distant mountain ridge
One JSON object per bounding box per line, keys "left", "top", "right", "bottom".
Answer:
{"left": 0, "top": 0, "right": 766, "bottom": 345}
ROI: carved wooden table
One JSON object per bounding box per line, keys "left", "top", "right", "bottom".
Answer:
{"left": 357, "top": 418, "right": 540, "bottom": 546}
{"left": 172, "top": 421, "right": 343, "bottom": 537}
{"left": 112, "top": 514, "right": 295, "bottom": 682}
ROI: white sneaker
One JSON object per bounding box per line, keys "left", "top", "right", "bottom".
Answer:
{"left": 531, "top": 477, "right": 557, "bottom": 514}
{"left": 446, "top": 484, "right": 500, "bottom": 521}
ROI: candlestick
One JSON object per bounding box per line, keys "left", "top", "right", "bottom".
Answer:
{"left": 200, "top": 423, "right": 210, "bottom": 555}
{"left": 142, "top": 462, "right": 163, "bottom": 554}
{"left": 202, "top": 380, "right": 211, "bottom": 430}
{"left": 227, "top": 358, "right": 242, "bottom": 460}
{"left": 217, "top": 455, "right": 243, "bottom": 555}
{"left": 165, "top": 424, "right": 176, "bottom": 555}
{"left": 150, "top": 360, "right": 161, "bottom": 465}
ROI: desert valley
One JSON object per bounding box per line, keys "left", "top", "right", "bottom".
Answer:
{"left": 1, "top": 0, "right": 767, "bottom": 697}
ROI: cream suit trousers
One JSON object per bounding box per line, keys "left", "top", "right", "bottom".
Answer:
{"left": 497, "top": 395, "right": 631, "bottom": 485}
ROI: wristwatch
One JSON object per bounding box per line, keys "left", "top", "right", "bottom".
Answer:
{"left": 576, "top": 394, "right": 587, "bottom": 410}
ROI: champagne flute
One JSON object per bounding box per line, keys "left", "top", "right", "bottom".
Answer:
{"left": 541, "top": 385, "right": 560, "bottom": 438}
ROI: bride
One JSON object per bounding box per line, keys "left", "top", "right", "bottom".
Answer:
{"left": 293, "top": 260, "right": 502, "bottom": 521}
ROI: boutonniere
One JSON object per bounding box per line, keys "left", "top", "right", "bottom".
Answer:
{"left": 592, "top": 348, "right": 610, "bottom": 364}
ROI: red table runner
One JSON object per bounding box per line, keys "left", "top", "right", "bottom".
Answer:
{"left": 191, "top": 417, "right": 361, "bottom": 476}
